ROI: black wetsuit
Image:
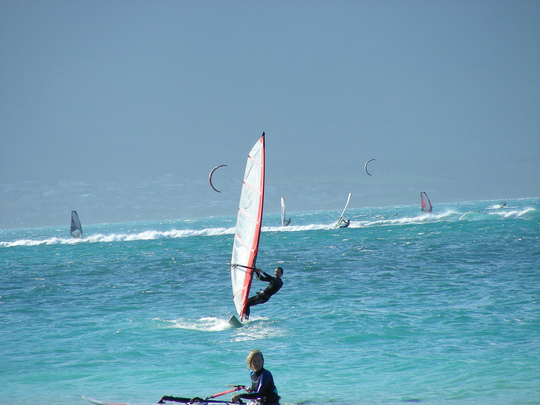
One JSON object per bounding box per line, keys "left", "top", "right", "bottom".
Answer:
{"left": 245, "top": 271, "right": 283, "bottom": 319}
{"left": 238, "top": 368, "right": 280, "bottom": 405}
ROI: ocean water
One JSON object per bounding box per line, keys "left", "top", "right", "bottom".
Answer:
{"left": 1, "top": 198, "right": 539, "bottom": 405}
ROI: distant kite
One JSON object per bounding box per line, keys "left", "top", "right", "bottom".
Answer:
{"left": 208, "top": 164, "right": 227, "bottom": 193}
{"left": 364, "top": 159, "right": 376, "bottom": 176}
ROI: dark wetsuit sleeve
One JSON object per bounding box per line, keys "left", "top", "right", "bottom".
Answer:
{"left": 257, "top": 271, "right": 273, "bottom": 282}
{"left": 239, "top": 369, "right": 274, "bottom": 400}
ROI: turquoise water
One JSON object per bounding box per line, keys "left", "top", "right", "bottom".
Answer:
{"left": 1, "top": 198, "right": 539, "bottom": 405}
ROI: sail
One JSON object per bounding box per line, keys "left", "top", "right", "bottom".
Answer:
{"left": 420, "top": 192, "right": 432, "bottom": 212}
{"left": 70, "top": 210, "right": 83, "bottom": 238}
{"left": 364, "top": 158, "right": 376, "bottom": 176}
{"left": 208, "top": 164, "right": 227, "bottom": 193}
{"left": 281, "top": 196, "right": 291, "bottom": 226}
{"left": 230, "top": 133, "right": 266, "bottom": 320}
{"left": 334, "top": 193, "right": 352, "bottom": 229}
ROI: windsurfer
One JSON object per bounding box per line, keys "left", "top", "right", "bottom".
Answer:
{"left": 244, "top": 267, "right": 283, "bottom": 320}
{"left": 232, "top": 349, "right": 280, "bottom": 405}
{"left": 339, "top": 219, "right": 350, "bottom": 228}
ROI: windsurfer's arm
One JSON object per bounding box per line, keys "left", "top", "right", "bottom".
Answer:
{"left": 252, "top": 268, "right": 271, "bottom": 281}
{"left": 257, "top": 271, "right": 273, "bottom": 282}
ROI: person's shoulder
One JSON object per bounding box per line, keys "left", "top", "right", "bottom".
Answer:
{"left": 261, "top": 368, "right": 273, "bottom": 377}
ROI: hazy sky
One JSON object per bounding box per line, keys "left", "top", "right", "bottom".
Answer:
{"left": 1, "top": 0, "right": 539, "bottom": 228}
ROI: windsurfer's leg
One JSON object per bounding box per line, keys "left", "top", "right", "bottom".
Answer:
{"left": 245, "top": 296, "right": 258, "bottom": 320}
{"left": 247, "top": 294, "right": 265, "bottom": 307}
{"left": 245, "top": 294, "right": 269, "bottom": 319}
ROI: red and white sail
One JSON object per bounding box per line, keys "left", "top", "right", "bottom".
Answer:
{"left": 230, "top": 133, "right": 265, "bottom": 320}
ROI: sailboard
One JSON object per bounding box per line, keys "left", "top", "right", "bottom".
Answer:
{"left": 70, "top": 210, "right": 83, "bottom": 238}
{"left": 230, "top": 132, "right": 266, "bottom": 322}
{"left": 420, "top": 191, "right": 432, "bottom": 212}
{"left": 334, "top": 193, "right": 352, "bottom": 229}
{"left": 83, "top": 396, "right": 237, "bottom": 405}
{"left": 281, "top": 196, "right": 291, "bottom": 226}
{"left": 84, "top": 397, "right": 149, "bottom": 405}
{"left": 84, "top": 386, "right": 246, "bottom": 405}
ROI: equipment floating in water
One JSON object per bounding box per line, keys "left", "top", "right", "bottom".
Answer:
{"left": 84, "top": 386, "right": 247, "bottom": 405}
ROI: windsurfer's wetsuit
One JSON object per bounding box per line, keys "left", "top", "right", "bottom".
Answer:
{"left": 244, "top": 271, "right": 283, "bottom": 320}
{"left": 237, "top": 368, "right": 280, "bottom": 405}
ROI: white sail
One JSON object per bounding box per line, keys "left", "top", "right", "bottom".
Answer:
{"left": 70, "top": 211, "right": 83, "bottom": 238}
{"left": 230, "top": 133, "right": 266, "bottom": 320}
{"left": 334, "top": 193, "right": 352, "bottom": 229}
{"left": 281, "top": 196, "right": 291, "bottom": 226}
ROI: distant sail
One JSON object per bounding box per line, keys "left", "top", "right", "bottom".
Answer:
{"left": 420, "top": 192, "right": 432, "bottom": 212}
{"left": 334, "top": 193, "right": 352, "bottom": 229}
{"left": 230, "top": 132, "right": 266, "bottom": 321}
{"left": 208, "top": 164, "right": 227, "bottom": 193}
{"left": 281, "top": 197, "right": 291, "bottom": 226}
{"left": 364, "top": 159, "right": 376, "bottom": 176}
{"left": 70, "top": 211, "right": 83, "bottom": 238}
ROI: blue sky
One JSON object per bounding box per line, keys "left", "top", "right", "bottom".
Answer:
{"left": 1, "top": 1, "right": 539, "bottom": 227}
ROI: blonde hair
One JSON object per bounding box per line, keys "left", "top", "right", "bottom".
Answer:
{"left": 246, "top": 349, "right": 264, "bottom": 369}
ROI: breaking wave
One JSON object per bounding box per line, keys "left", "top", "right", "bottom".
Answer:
{"left": 1, "top": 204, "right": 535, "bottom": 248}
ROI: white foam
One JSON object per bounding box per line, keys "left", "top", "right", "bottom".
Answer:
{"left": 155, "top": 317, "right": 234, "bottom": 332}
{"left": 1, "top": 205, "right": 535, "bottom": 248}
